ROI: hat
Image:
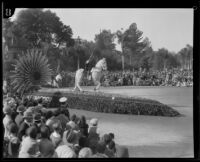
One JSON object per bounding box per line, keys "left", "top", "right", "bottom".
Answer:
{"left": 78, "top": 147, "right": 93, "bottom": 158}
{"left": 17, "top": 105, "right": 26, "bottom": 113}
{"left": 3, "top": 104, "right": 12, "bottom": 114}
{"left": 26, "top": 106, "right": 35, "bottom": 113}
{"left": 67, "top": 121, "right": 76, "bottom": 129}
{"left": 33, "top": 113, "right": 41, "bottom": 122}
{"left": 90, "top": 118, "right": 98, "bottom": 126}
{"left": 23, "top": 110, "right": 33, "bottom": 118}
{"left": 59, "top": 97, "right": 67, "bottom": 103}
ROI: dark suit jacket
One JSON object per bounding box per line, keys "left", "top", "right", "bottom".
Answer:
{"left": 18, "top": 122, "right": 30, "bottom": 141}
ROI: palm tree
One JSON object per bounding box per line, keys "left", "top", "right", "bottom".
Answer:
{"left": 10, "top": 49, "right": 52, "bottom": 97}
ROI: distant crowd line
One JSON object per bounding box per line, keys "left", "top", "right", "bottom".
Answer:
{"left": 50, "top": 68, "right": 193, "bottom": 88}
{"left": 102, "top": 68, "right": 193, "bottom": 87}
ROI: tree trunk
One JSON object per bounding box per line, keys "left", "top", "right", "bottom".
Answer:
{"left": 122, "top": 54, "right": 124, "bottom": 72}
{"left": 56, "top": 59, "right": 61, "bottom": 74}
{"left": 129, "top": 55, "right": 132, "bottom": 68}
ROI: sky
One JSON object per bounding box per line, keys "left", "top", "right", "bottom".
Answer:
{"left": 11, "top": 8, "right": 193, "bottom": 53}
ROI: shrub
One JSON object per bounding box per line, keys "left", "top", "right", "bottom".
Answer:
{"left": 32, "top": 91, "right": 180, "bottom": 117}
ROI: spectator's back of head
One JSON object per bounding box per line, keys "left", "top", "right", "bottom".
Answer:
{"left": 40, "top": 126, "right": 50, "bottom": 139}
{"left": 70, "top": 114, "right": 76, "bottom": 122}
{"left": 27, "top": 126, "right": 38, "bottom": 139}
{"left": 53, "top": 108, "right": 61, "bottom": 116}
{"left": 102, "top": 134, "right": 112, "bottom": 145}
{"left": 96, "top": 141, "right": 106, "bottom": 154}
{"left": 37, "top": 98, "right": 43, "bottom": 104}
{"left": 45, "top": 110, "right": 53, "bottom": 120}
{"left": 108, "top": 133, "right": 114, "bottom": 140}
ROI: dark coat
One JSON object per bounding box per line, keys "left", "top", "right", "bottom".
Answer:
{"left": 18, "top": 122, "right": 30, "bottom": 141}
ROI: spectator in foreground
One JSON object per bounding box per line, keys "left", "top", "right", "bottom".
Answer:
{"left": 7, "top": 123, "right": 20, "bottom": 158}
{"left": 78, "top": 147, "right": 93, "bottom": 158}
{"left": 15, "top": 105, "right": 26, "bottom": 128}
{"left": 18, "top": 126, "right": 40, "bottom": 158}
{"left": 50, "top": 121, "right": 62, "bottom": 148}
{"left": 91, "top": 141, "right": 108, "bottom": 158}
{"left": 78, "top": 115, "right": 89, "bottom": 137}
{"left": 18, "top": 110, "right": 33, "bottom": 141}
{"left": 39, "top": 126, "right": 57, "bottom": 158}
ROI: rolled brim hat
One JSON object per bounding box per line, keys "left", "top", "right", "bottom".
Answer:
{"left": 23, "top": 110, "right": 33, "bottom": 118}
{"left": 67, "top": 121, "right": 76, "bottom": 129}
{"left": 90, "top": 118, "right": 98, "bottom": 126}
{"left": 26, "top": 106, "right": 35, "bottom": 113}
{"left": 17, "top": 105, "right": 26, "bottom": 113}
{"left": 59, "top": 97, "right": 67, "bottom": 103}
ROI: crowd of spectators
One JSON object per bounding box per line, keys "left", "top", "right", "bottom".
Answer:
{"left": 3, "top": 93, "right": 129, "bottom": 158}
{"left": 48, "top": 68, "right": 193, "bottom": 88}
{"left": 102, "top": 68, "right": 193, "bottom": 87}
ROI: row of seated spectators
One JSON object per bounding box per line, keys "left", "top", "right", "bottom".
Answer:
{"left": 3, "top": 93, "right": 129, "bottom": 158}
{"left": 101, "top": 68, "right": 193, "bottom": 87}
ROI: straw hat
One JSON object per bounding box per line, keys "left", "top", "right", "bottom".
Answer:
{"left": 23, "top": 110, "right": 33, "bottom": 119}
{"left": 67, "top": 121, "right": 76, "bottom": 129}
{"left": 78, "top": 147, "right": 93, "bottom": 158}
{"left": 59, "top": 97, "right": 67, "bottom": 103}
{"left": 90, "top": 118, "right": 98, "bottom": 126}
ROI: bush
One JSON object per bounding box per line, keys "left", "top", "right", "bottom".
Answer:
{"left": 32, "top": 91, "right": 180, "bottom": 117}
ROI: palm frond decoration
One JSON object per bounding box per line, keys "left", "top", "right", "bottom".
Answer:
{"left": 10, "top": 49, "right": 52, "bottom": 96}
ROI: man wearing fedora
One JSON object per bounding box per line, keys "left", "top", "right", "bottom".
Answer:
{"left": 18, "top": 110, "right": 33, "bottom": 141}
{"left": 33, "top": 113, "right": 45, "bottom": 140}
{"left": 15, "top": 105, "right": 26, "bottom": 128}
{"left": 59, "top": 97, "right": 69, "bottom": 109}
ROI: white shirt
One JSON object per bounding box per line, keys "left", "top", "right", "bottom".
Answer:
{"left": 3, "top": 115, "right": 12, "bottom": 139}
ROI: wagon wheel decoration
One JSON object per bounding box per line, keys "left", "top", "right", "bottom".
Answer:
{"left": 10, "top": 49, "right": 53, "bottom": 96}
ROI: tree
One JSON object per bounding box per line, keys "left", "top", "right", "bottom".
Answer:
{"left": 95, "top": 29, "right": 116, "bottom": 51}
{"left": 14, "top": 9, "right": 74, "bottom": 49}
{"left": 11, "top": 9, "right": 75, "bottom": 74}
{"left": 178, "top": 44, "right": 193, "bottom": 70}
{"left": 116, "top": 23, "right": 148, "bottom": 70}
{"left": 94, "top": 29, "right": 123, "bottom": 70}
